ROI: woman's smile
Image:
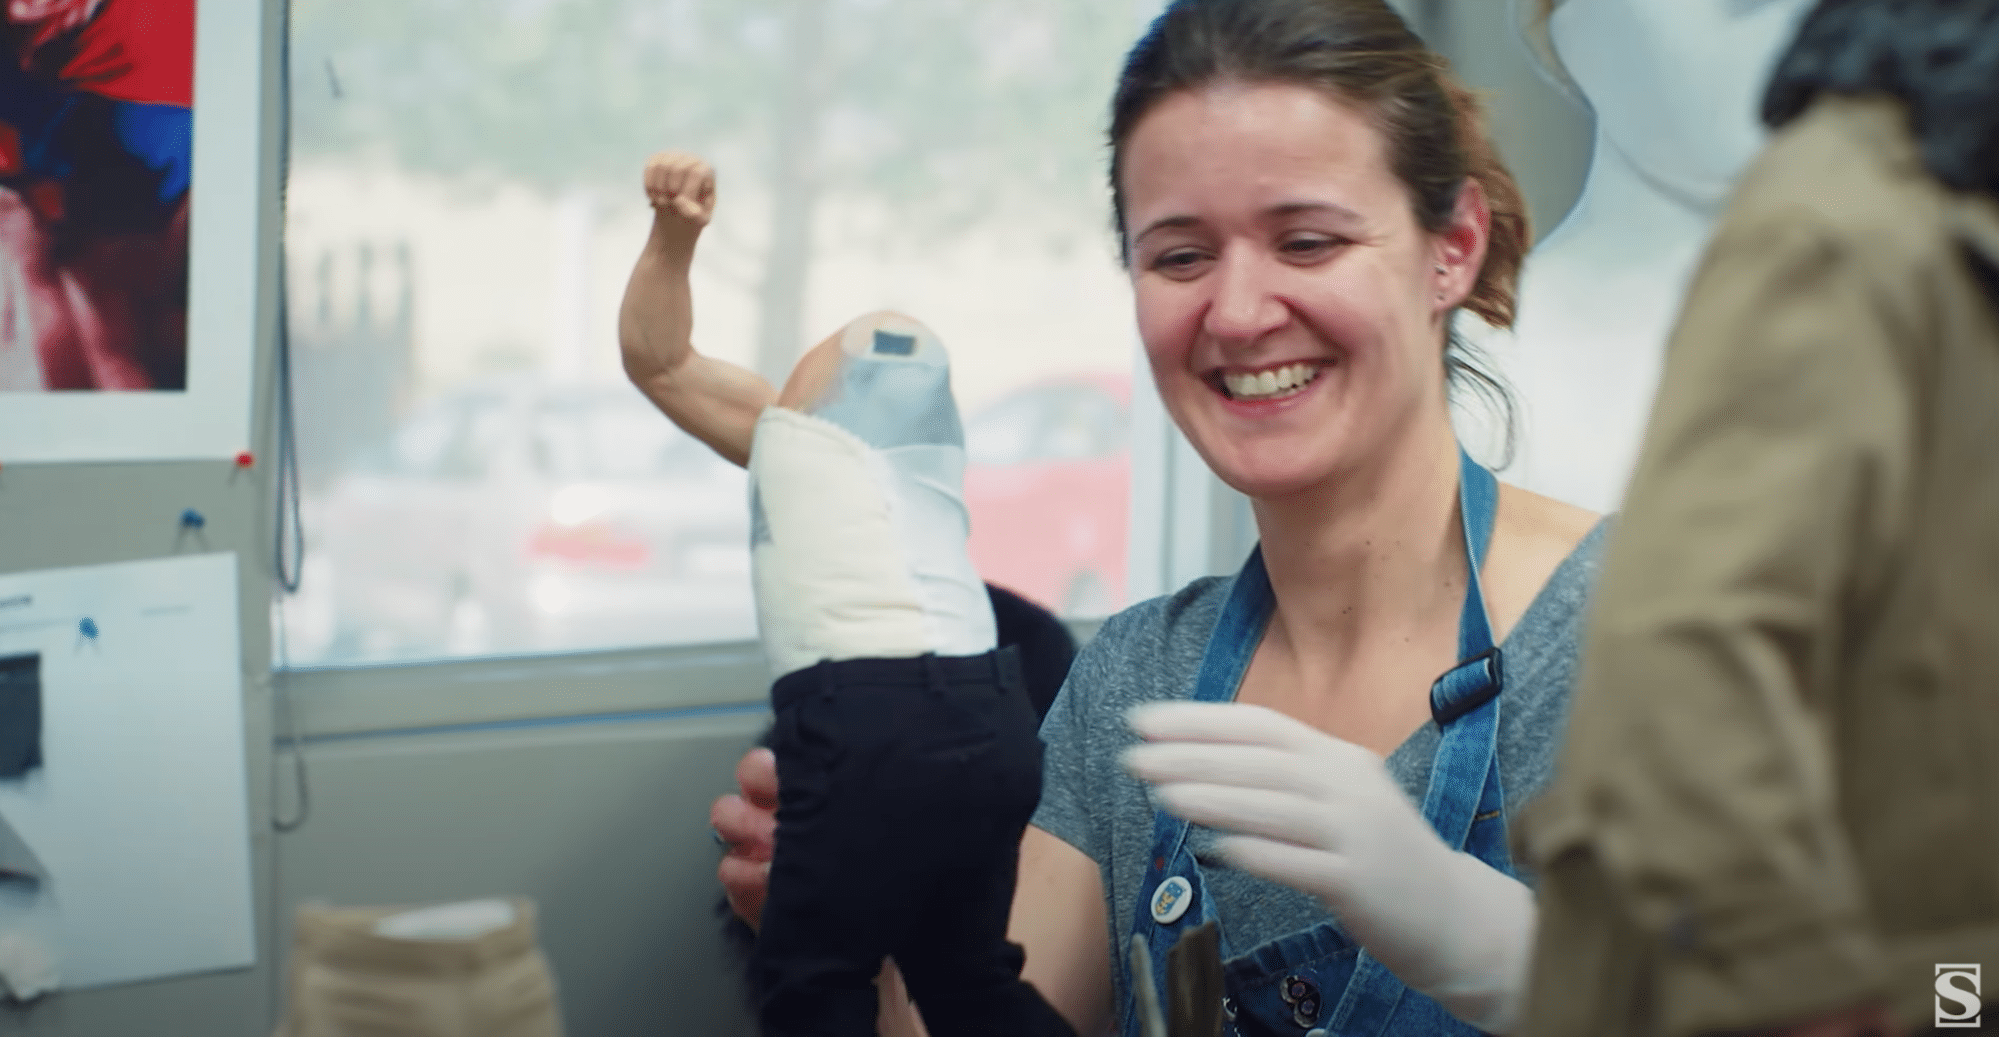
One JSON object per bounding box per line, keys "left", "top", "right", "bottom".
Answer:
{"left": 1215, "top": 359, "right": 1328, "bottom": 402}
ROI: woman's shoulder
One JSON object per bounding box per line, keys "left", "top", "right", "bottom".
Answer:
{"left": 1062, "top": 572, "right": 1236, "bottom": 706}
{"left": 1497, "top": 497, "right": 1612, "bottom": 672}
{"left": 1473, "top": 498, "right": 1612, "bottom": 822}
{"left": 1091, "top": 571, "right": 1234, "bottom": 648}
{"left": 1033, "top": 573, "right": 1242, "bottom": 856}
{"left": 1488, "top": 484, "right": 1603, "bottom": 642}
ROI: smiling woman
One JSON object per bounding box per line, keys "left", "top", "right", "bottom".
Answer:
{"left": 1110, "top": 6, "right": 1531, "bottom": 484}
{"left": 1054, "top": 4, "right": 1607, "bottom": 1032}
{"left": 1119, "top": 80, "right": 1498, "bottom": 501}
{"left": 709, "top": 2, "right": 1607, "bottom": 1036}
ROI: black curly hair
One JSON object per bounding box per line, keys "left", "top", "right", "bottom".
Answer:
{"left": 1763, "top": 0, "right": 1999, "bottom": 198}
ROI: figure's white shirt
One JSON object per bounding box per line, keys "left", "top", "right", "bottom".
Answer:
{"left": 747, "top": 319, "right": 994, "bottom": 681}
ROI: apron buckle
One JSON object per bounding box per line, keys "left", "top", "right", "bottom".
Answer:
{"left": 1429, "top": 645, "right": 1503, "bottom": 726}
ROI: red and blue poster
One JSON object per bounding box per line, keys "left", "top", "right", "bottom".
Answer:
{"left": 0, "top": 0, "right": 195, "bottom": 392}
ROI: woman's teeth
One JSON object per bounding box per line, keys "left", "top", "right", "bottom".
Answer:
{"left": 1222, "top": 362, "right": 1320, "bottom": 401}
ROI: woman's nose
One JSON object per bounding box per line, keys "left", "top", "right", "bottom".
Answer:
{"left": 1203, "top": 248, "right": 1287, "bottom": 344}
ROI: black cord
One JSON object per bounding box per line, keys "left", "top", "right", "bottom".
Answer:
{"left": 271, "top": 0, "right": 311, "bottom": 838}
{"left": 274, "top": 309, "right": 302, "bottom": 594}
{"left": 267, "top": 7, "right": 312, "bottom": 1026}
{"left": 272, "top": 679, "right": 310, "bottom": 833}
{"left": 272, "top": 0, "right": 303, "bottom": 597}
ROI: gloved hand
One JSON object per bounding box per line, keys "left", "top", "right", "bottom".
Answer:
{"left": 1123, "top": 701, "right": 1534, "bottom": 1035}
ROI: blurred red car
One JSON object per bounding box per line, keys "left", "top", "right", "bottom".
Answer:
{"left": 963, "top": 373, "right": 1130, "bottom": 617}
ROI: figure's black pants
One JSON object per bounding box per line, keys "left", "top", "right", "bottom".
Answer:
{"left": 750, "top": 648, "right": 1078, "bottom": 1037}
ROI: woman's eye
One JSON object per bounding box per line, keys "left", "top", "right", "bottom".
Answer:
{"left": 1280, "top": 236, "right": 1340, "bottom": 259}
{"left": 1152, "top": 249, "right": 1209, "bottom": 275}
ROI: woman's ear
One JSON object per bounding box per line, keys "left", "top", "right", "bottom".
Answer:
{"left": 1434, "top": 178, "right": 1492, "bottom": 312}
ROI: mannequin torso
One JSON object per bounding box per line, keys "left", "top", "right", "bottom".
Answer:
{"left": 1502, "top": 0, "right": 1815, "bottom": 512}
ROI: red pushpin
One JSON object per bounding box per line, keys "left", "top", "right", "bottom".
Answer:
{"left": 235, "top": 451, "right": 255, "bottom": 469}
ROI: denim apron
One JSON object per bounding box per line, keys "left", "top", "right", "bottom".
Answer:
{"left": 1121, "top": 447, "right": 1512, "bottom": 1037}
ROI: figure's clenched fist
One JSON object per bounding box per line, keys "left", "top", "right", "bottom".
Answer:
{"left": 644, "top": 151, "right": 717, "bottom": 227}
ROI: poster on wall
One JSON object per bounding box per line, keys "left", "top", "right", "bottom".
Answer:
{"left": 0, "top": 0, "right": 260, "bottom": 463}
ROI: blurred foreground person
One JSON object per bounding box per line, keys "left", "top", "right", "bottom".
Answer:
{"left": 1517, "top": 2, "right": 1999, "bottom": 1035}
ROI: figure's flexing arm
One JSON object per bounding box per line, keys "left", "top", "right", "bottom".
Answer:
{"left": 618, "top": 152, "right": 775, "bottom": 468}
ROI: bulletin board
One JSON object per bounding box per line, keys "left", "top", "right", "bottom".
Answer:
{"left": 0, "top": 553, "right": 254, "bottom": 990}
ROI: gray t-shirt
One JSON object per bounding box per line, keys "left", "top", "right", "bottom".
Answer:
{"left": 1031, "top": 520, "right": 1609, "bottom": 1010}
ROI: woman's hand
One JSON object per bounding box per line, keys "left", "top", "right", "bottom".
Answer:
{"left": 710, "top": 747, "right": 779, "bottom": 930}
{"left": 1123, "top": 702, "right": 1533, "bottom": 1035}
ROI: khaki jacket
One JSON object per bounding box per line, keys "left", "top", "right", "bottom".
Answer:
{"left": 1517, "top": 95, "right": 1999, "bottom": 1037}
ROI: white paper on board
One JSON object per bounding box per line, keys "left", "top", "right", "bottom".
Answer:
{"left": 0, "top": 553, "right": 254, "bottom": 989}
{"left": 0, "top": 0, "right": 262, "bottom": 464}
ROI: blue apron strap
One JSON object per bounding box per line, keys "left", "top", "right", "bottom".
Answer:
{"left": 1418, "top": 447, "right": 1507, "bottom": 852}
{"left": 1429, "top": 449, "right": 1502, "bottom": 728}
{"left": 1192, "top": 546, "right": 1273, "bottom": 706}
{"left": 1128, "top": 453, "right": 1509, "bottom": 1037}
{"left": 1120, "top": 549, "right": 1275, "bottom": 1037}
{"left": 1139, "top": 546, "right": 1273, "bottom": 867}
{"left": 1452, "top": 446, "right": 1499, "bottom": 663}
{"left": 1327, "top": 448, "right": 1511, "bottom": 1037}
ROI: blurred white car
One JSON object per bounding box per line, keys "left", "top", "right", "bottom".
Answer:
{"left": 312, "top": 379, "right": 754, "bottom": 663}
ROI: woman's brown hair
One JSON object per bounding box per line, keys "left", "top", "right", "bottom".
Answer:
{"left": 1108, "top": 0, "right": 1532, "bottom": 330}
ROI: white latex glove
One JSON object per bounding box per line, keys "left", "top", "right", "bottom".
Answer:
{"left": 1123, "top": 701, "right": 1533, "bottom": 1035}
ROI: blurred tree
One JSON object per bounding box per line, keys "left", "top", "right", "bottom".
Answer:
{"left": 289, "top": 0, "right": 1144, "bottom": 380}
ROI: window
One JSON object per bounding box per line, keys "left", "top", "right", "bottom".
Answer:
{"left": 277, "top": 0, "right": 1151, "bottom": 666}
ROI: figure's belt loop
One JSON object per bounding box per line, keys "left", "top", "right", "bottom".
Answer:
{"left": 994, "top": 644, "right": 1023, "bottom": 693}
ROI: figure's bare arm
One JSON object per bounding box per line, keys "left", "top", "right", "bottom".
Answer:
{"left": 877, "top": 825, "right": 1115, "bottom": 1037}
{"left": 617, "top": 152, "right": 774, "bottom": 468}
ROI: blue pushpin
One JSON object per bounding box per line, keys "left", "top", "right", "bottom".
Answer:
{"left": 180, "top": 509, "right": 205, "bottom": 531}
{"left": 79, "top": 617, "right": 99, "bottom": 641}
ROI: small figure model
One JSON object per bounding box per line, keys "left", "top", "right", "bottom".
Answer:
{"left": 618, "top": 153, "right": 1076, "bottom": 1037}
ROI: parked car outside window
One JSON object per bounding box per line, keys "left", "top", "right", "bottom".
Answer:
{"left": 964, "top": 373, "right": 1129, "bottom": 617}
